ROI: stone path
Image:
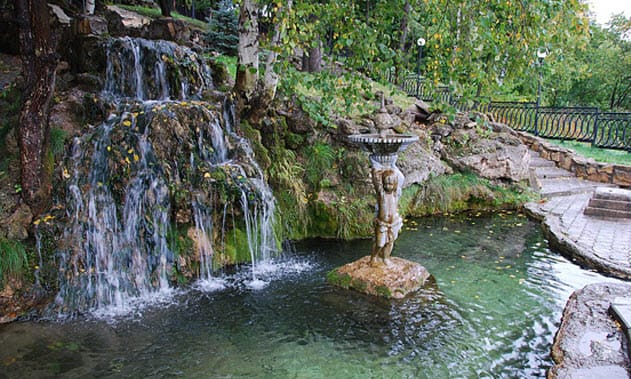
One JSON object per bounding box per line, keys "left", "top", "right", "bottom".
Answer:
{"left": 525, "top": 152, "right": 631, "bottom": 280}
{"left": 527, "top": 150, "right": 631, "bottom": 378}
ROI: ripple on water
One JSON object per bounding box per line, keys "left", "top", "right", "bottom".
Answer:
{"left": 1, "top": 213, "right": 627, "bottom": 378}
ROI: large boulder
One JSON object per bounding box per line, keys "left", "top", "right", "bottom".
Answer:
{"left": 327, "top": 256, "right": 431, "bottom": 299}
{"left": 398, "top": 132, "right": 450, "bottom": 187}
{"left": 437, "top": 121, "right": 530, "bottom": 182}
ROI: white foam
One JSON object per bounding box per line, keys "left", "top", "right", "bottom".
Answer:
{"left": 245, "top": 279, "right": 269, "bottom": 290}
{"left": 194, "top": 277, "right": 228, "bottom": 292}
{"left": 89, "top": 287, "right": 181, "bottom": 322}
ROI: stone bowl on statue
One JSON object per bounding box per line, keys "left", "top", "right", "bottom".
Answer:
{"left": 348, "top": 133, "right": 419, "bottom": 156}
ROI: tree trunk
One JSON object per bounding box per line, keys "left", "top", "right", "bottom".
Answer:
{"left": 262, "top": 1, "right": 293, "bottom": 103}
{"left": 15, "top": 0, "right": 58, "bottom": 214}
{"left": 234, "top": 0, "right": 259, "bottom": 111}
{"left": 85, "top": 0, "right": 95, "bottom": 15}
{"left": 398, "top": 0, "right": 410, "bottom": 53}
{"left": 302, "top": 42, "right": 322, "bottom": 73}
{"left": 158, "top": 0, "right": 171, "bottom": 17}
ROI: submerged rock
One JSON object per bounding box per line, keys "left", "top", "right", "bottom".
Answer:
{"left": 327, "top": 256, "right": 431, "bottom": 299}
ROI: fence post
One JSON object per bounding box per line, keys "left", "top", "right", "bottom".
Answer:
{"left": 534, "top": 100, "right": 541, "bottom": 137}
{"left": 591, "top": 108, "right": 600, "bottom": 147}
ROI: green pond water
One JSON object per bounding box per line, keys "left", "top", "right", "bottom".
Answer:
{"left": 0, "top": 212, "right": 622, "bottom": 378}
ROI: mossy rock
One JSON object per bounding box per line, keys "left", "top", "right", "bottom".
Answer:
{"left": 328, "top": 256, "right": 431, "bottom": 299}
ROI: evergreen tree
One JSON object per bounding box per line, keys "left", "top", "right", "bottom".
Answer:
{"left": 206, "top": 0, "right": 238, "bottom": 56}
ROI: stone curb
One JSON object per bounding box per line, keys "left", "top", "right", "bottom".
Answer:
{"left": 524, "top": 202, "right": 631, "bottom": 280}
{"left": 549, "top": 283, "right": 631, "bottom": 378}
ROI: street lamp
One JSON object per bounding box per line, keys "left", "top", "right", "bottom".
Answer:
{"left": 534, "top": 47, "right": 548, "bottom": 136}
{"left": 416, "top": 37, "right": 426, "bottom": 98}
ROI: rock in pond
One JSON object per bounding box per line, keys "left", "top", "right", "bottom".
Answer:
{"left": 327, "top": 256, "right": 431, "bottom": 299}
{"left": 549, "top": 282, "right": 631, "bottom": 378}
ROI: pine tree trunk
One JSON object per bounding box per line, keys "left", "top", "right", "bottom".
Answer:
{"left": 15, "top": 0, "right": 57, "bottom": 214}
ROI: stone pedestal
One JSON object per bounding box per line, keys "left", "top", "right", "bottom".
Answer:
{"left": 327, "top": 256, "right": 430, "bottom": 299}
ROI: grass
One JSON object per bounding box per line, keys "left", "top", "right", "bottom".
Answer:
{"left": 544, "top": 139, "right": 631, "bottom": 166}
{"left": 211, "top": 55, "right": 237, "bottom": 80}
{"left": 401, "top": 172, "right": 537, "bottom": 216}
{"left": 0, "top": 237, "right": 28, "bottom": 286}
{"left": 115, "top": 4, "right": 209, "bottom": 30}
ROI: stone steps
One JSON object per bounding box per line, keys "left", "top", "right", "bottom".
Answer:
{"left": 533, "top": 166, "right": 574, "bottom": 179}
{"left": 536, "top": 177, "right": 603, "bottom": 197}
{"left": 584, "top": 187, "right": 631, "bottom": 219}
{"left": 530, "top": 156, "right": 557, "bottom": 168}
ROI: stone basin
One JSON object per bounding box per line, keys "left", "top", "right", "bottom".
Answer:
{"left": 348, "top": 134, "right": 419, "bottom": 155}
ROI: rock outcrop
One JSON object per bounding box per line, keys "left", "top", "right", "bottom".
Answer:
{"left": 432, "top": 118, "right": 531, "bottom": 182}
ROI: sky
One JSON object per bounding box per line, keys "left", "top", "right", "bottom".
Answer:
{"left": 587, "top": 0, "right": 631, "bottom": 25}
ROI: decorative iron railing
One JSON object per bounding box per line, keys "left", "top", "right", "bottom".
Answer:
{"left": 394, "top": 75, "right": 631, "bottom": 152}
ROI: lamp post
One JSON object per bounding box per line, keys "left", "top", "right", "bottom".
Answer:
{"left": 534, "top": 48, "right": 548, "bottom": 136}
{"left": 416, "top": 37, "right": 426, "bottom": 99}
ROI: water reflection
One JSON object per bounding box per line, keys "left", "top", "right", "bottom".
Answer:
{"left": 0, "top": 212, "right": 624, "bottom": 378}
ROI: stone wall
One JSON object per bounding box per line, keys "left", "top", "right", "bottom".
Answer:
{"left": 517, "top": 132, "right": 631, "bottom": 188}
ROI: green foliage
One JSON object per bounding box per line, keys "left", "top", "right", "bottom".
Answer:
{"left": 267, "top": 130, "right": 310, "bottom": 239}
{"left": 333, "top": 196, "right": 372, "bottom": 239}
{"left": 279, "top": 67, "right": 377, "bottom": 127}
{"left": 167, "top": 226, "right": 194, "bottom": 258}
{"left": 542, "top": 15, "right": 631, "bottom": 110}
{"left": 205, "top": 0, "right": 238, "bottom": 55}
{"left": 210, "top": 54, "right": 237, "bottom": 80}
{"left": 375, "top": 285, "right": 392, "bottom": 298}
{"left": 326, "top": 269, "right": 351, "bottom": 288}
{"left": 0, "top": 237, "right": 28, "bottom": 286}
{"left": 304, "top": 142, "right": 335, "bottom": 189}
{"left": 270, "top": 0, "right": 588, "bottom": 102}
{"left": 49, "top": 128, "right": 67, "bottom": 158}
{"left": 222, "top": 227, "right": 252, "bottom": 265}
{"left": 402, "top": 173, "right": 536, "bottom": 216}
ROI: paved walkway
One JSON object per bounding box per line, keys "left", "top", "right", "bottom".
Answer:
{"left": 526, "top": 151, "right": 631, "bottom": 378}
{"left": 525, "top": 152, "right": 631, "bottom": 279}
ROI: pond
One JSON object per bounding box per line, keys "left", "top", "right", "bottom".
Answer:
{"left": 0, "top": 212, "right": 621, "bottom": 378}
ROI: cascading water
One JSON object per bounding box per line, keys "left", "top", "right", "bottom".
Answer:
{"left": 56, "top": 37, "right": 277, "bottom": 315}
{"left": 104, "top": 37, "right": 213, "bottom": 101}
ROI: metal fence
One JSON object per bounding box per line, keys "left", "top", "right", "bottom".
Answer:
{"left": 395, "top": 75, "right": 631, "bottom": 152}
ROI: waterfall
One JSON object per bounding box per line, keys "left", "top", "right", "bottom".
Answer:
{"left": 56, "top": 38, "right": 277, "bottom": 315}
{"left": 104, "top": 37, "right": 213, "bottom": 101}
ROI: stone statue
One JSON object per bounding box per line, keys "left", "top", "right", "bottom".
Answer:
{"left": 370, "top": 166, "right": 404, "bottom": 265}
